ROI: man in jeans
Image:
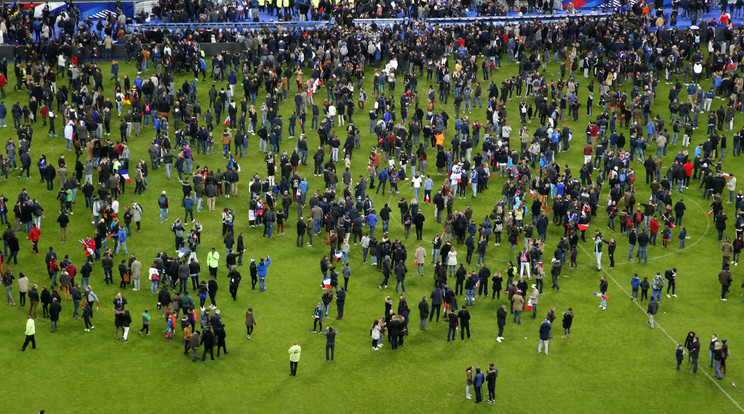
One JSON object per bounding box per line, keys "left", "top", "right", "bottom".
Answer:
{"left": 158, "top": 191, "right": 169, "bottom": 223}
{"left": 323, "top": 326, "right": 337, "bottom": 362}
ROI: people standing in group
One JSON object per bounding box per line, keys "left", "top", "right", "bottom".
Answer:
{"left": 485, "top": 364, "right": 498, "bottom": 404}
{"left": 689, "top": 335, "right": 701, "bottom": 374}
{"left": 561, "top": 307, "right": 574, "bottom": 339}
{"left": 538, "top": 319, "right": 551, "bottom": 355}
{"left": 676, "top": 344, "right": 685, "bottom": 371}
{"left": 472, "top": 367, "right": 484, "bottom": 404}
{"left": 465, "top": 366, "right": 473, "bottom": 400}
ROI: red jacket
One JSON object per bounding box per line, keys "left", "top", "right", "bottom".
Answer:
{"left": 28, "top": 227, "right": 41, "bottom": 242}
{"left": 649, "top": 218, "right": 660, "bottom": 234}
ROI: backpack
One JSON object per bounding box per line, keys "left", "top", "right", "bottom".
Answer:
{"left": 656, "top": 277, "right": 665, "bottom": 289}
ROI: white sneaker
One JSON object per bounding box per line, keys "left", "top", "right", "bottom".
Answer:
{"left": 602, "top": 307, "right": 606, "bottom": 310}
{"left": 672, "top": 294, "right": 678, "bottom": 297}
{"left": 466, "top": 395, "right": 472, "bottom": 400}
{"left": 373, "top": 347, "right": 378, "bottom": 350}
{"left": 84, "top": 329, "right": 90, "bottom": 332}
{"left": 91, "top": 326, "right": 95, "bottom": 329}
{"left": 496, "top": 337, "right": 502, "bottom": 343}
{"left": 722, "top": 298, "right": 728, "bottom": 301}
{"left": 667, "top": 294, "right": 671, "bottom": 298}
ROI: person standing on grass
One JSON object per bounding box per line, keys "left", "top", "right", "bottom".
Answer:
{"left": 189, "top": 330, "right": 201, "bottom": 362}
{"left": 27, "top": 284, "right": 39, "bottom": 318}
{"left": 215, "top": 324, "right": 228, "bottom": 356}
{"left": 335, "top": 288, "right": 346, "bottom": 320}
{"left": 676, "top": 344, "right": 685, "bottom": 371}
{"left": 446, "top": 308, "right": 458, "bottom": 342}
{"left": 257, "top": 256, "right": 271, "bottom": 292}
{"left": 538, "top": 319, "right": 551, "bottom": 355}
{"left": 485, "top": 364, "right": 498, "bottom": 404}
{"left": 323, "top": 326, "right": 337, "bottom": 362}
{"left": 561, "top": 307, "right": 574, "bottom": 339}
{"left": 418, "top": 296, "right": 429, "bottom": 331}
{"left": 465, "top": 366, "right": 473, "bottom": 400}
{"left": 496, "top": 305, "right": 507, "bottom": 343}
{"left": 288, "top": 340, "right": 302, "bottom": 376}
{"left": 458, "top": 305, "right": 471, "bottom": 340}
{"left": 690, "top": 336, "right": 701, "bottom": 374}
{"left": 49, "top": 297, "right": 61, "bottom": 332}
{"left": 19, "top": 315, "right": 35, "bottom": 351}
{"left": 312, "top": 302, "right": 323, "bottom": 333}
{"left": 473, "top": 367, "right": 484, "bottom": 404}
{"left": 598, "top": 277, "right": 608, "bottom": 310}
{"left": 82, "top": 301, "right": 94, "bottom": 332}
{"left": 245, "top": 307, "right": 256, "bottom": 340}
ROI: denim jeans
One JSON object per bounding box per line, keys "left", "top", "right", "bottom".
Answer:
{"left": 395, "top": 279, "right": 405, "bottom": 292}
{"left": 150, "top": 279, "right": 159, "bottom": 294}
{"left": 160, "top": 208, "right": 168, "bottom": 222}
{"left": 259, "top": 276, "right": 266, "bottom": 291}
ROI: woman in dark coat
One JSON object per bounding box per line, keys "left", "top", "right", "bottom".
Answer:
{"left": 561, "top": 307, "right": 574, "bottom": 338}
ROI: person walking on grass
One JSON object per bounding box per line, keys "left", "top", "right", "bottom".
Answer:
{"left": 647, "top": 297, "right": 659, "bottom": 328}
{"left": 245, "top": 307, "right": 256, "bottom": 339}
{"left": 561, "top": 307, "right": 574, "bottom": 338}
{"left": 139, "top": 308, "right": 150, "bottom": 336}
{"left": 19, "top": 314, "right": 35, "bottom": 351}
{"left": 200, "top": 324, "right": 215, "bottom": 362}
{"left": 288, "top": 340, "right": 301, "bottom": 376}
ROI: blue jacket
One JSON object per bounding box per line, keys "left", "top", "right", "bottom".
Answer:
{"left": 631, "top": 276, "right": 641, "bottom": 289}
{"left": 183, "top": 197, "right": 194, "bottom": 211}
{"left": 539, "top": 322, "right": 551, "bottom": 340}
{"left": 473, "top": 372, "right": 485, "bottom": 387}
{"left": 257, "top": 258, "right": 271, "bottom": 276}
{"left": 367, "top": 213, "right": 378, "bottom": 226}
{"left": 117, "top": 228, "right": 127, "bottom": 243}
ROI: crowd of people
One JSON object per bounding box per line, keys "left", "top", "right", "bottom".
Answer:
{"left": 0, "top": 0, "right": 741, "bottom": 404}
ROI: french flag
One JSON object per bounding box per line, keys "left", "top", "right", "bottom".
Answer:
{"left": 334, "top": 251, "right": 343, "bottom": 260}
{"left": 178, "top": 247, "right": 189, "bottom": 258}
{"left": 119, "top": 170, "right": 131, "bottom": 183}
{"left": 707, "top": 208, "right": 714, "bottom": 217}
{"left": 592, "top": 292, "right": 610, "bottom": 300}
{"left": 223, "top": 115, "right": 231, "bottom": 126}
{"left": 537, "top": 259, "right": 543, "bottom": 266}
{"left": 322, "top": 276, "right": 331, "bottom": 289}
{"left": 577, "top": 224, "right": 589, "bottom": 231}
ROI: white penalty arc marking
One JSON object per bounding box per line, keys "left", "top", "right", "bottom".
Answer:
{"left": 609, "top": 194, "right": 711, "bottom": 265}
